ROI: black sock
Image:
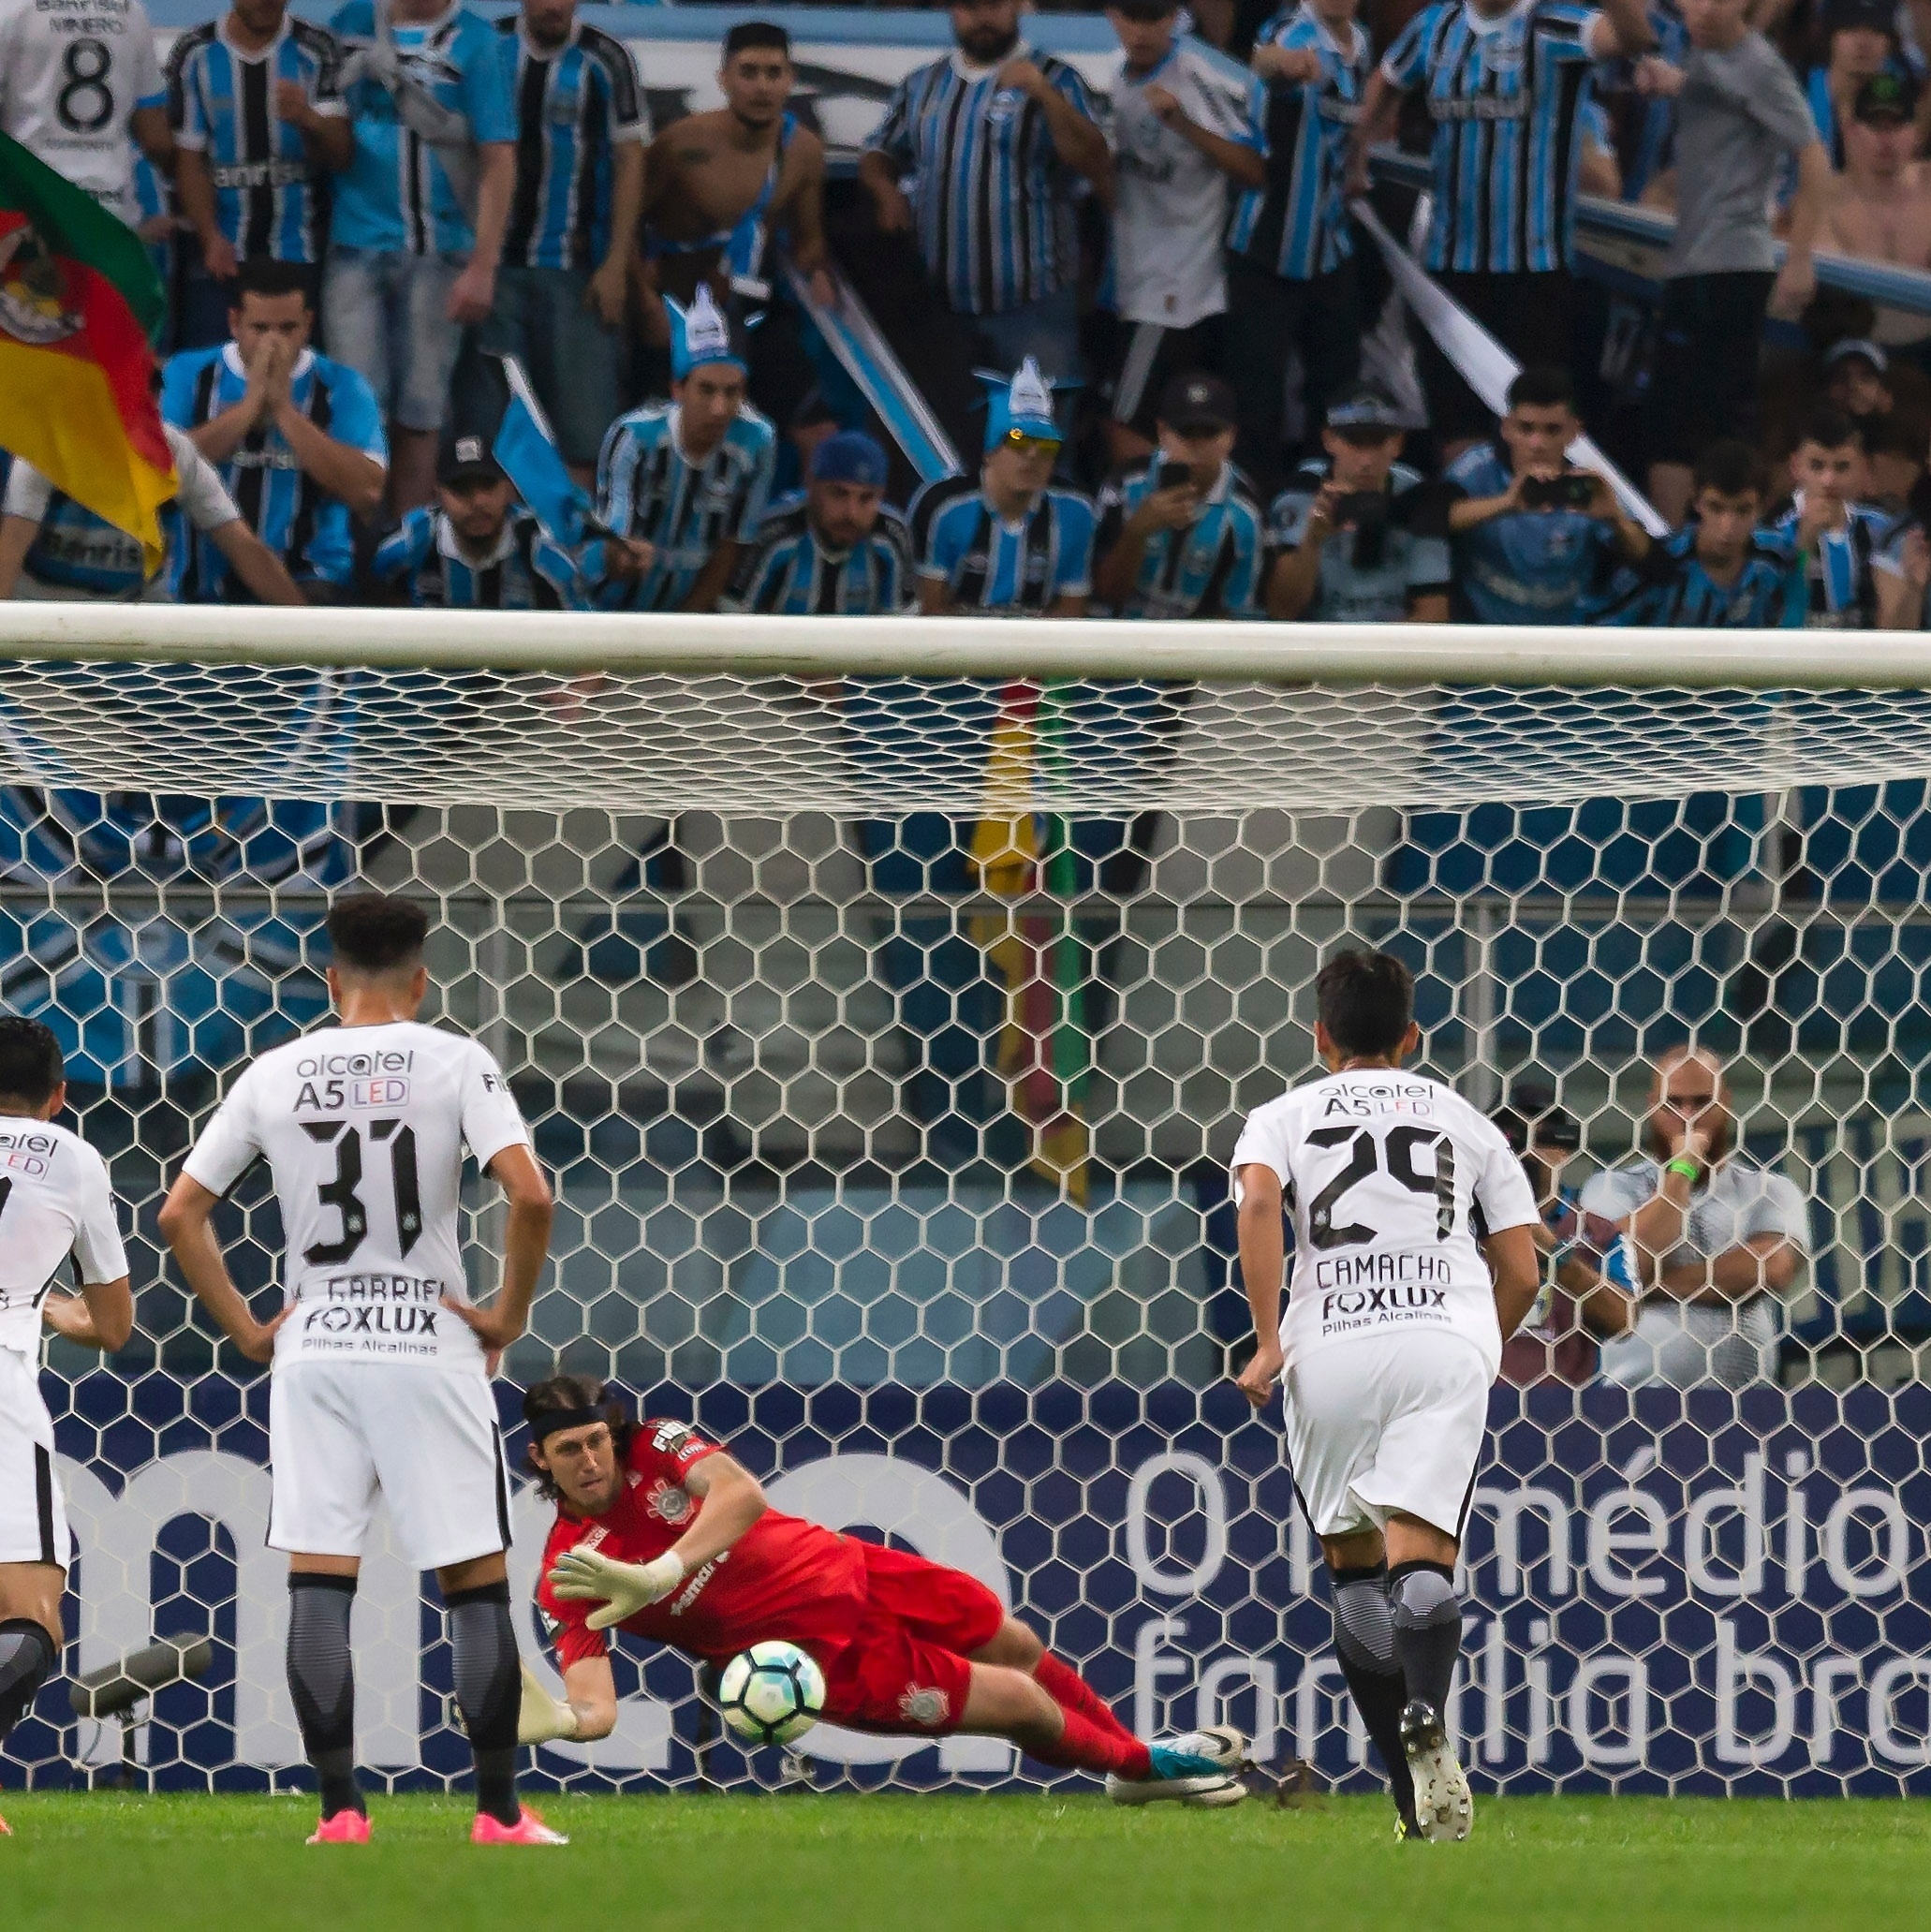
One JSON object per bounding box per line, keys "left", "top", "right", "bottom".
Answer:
{"left": 1388, "top": 1559, "right": 1463, "bottom": 1719}
{"left": 287, "top": 1575, "right": 362, "bottom": 1819}
{"left": 0, "top": 1616, "right": 56, "bottom": 1744}
{"left": 1329, "top": 1564, "right": 1416, "bottom": 1822}
{"left": 447, "top": 1582, "right": 521, "bottom": 1827}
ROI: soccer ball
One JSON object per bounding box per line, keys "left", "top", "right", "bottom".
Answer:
{"left": 717, "top": 1640, "right": 826, "bottom": 1748}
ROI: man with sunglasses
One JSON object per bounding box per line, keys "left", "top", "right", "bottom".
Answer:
{"left": 908, "top": 359, "right": 1095, "bottom": 617}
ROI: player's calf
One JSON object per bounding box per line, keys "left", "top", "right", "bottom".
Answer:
{"left": 445, "top": 1577, "right": 526, "bottom": 1834}
{"left": 0, "top": 1615, "right": 57, "bottom": 1744}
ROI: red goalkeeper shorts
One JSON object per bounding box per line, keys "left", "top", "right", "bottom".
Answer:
{"left": 818, "top": 1541, "right": 1007, "bottom": 1735}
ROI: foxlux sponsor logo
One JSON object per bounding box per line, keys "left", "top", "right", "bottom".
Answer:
{"left": 302, "top": 1304, "right": 439, "bottom": 1336}
{"left": 1321, "top": 1282, "right": 1450, "bottom": 1320}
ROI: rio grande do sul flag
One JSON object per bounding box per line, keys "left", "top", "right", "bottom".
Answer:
{"left": 0, "top": 132, "right": 173, "bottom": 571}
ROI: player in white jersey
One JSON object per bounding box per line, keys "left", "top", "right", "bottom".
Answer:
{"left": 1231, "top": 951, "right": 1540, "bottom": 1843}
{"left": 158, "top": 892, "right": 561, "bottom": 1848}
{"left": 0, "top": 0, "right": 173, "bottom": 228}
{"left": 0, "top": 1017, "right": 132, "bottom": 1838}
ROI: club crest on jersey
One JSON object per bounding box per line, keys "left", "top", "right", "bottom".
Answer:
{"left": 898, "top": 1686, "right": 950, "bottom": 1727}
{"left": 645, "top": 1478, "right": 692, "bottom": 1526}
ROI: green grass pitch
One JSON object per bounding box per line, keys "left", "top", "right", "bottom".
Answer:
{"left": 3, "top": 1792, "right": 1928, "bottom": 1931}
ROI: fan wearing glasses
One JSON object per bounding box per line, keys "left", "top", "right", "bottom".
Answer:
{"left": 908, "top": 359, "right": 1096, "bottom": 618}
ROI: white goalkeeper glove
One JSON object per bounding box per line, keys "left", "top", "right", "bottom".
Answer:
{"left": 547, "top": 1546, "right": 686, "bottom": 1631}
{"left": 517, "top": 1659, "right": 582, "bottom": 1747}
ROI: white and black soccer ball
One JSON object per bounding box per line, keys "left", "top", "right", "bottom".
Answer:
{"left": 717, "top": 1640, "right": 826, "bottom": 1748}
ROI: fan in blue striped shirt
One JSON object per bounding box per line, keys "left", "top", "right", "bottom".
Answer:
{"left": 725, "top": 432, "right": 913, "bottom": 615}
{"left": 159, "top": 258, "right": 388, "bottom": 602}
{"left": 1226, "top": 0, "right": 1372, "bottom": 493}
{"left": 909, "top": 359, "right": 1095, "bottom": 617}
{"left": 169, "top": 4, "right": 350, "bottom": 276}
{"left": 1599, "top": 441, "right": 1803, "bottom": 625}
{"left": 481, "top": 0, "right": 647, "bottom": 474}
{"left": 1358, "top": 0, "right": 1655, "bottom": 439}
{"left": 596, "top": 287, "right": 778, "bottom": 612}
{"left": 860, "top": 0, "right": 1110, "bottom": 373}
{"left": 1766, "top": 409, "right": 1894, "bottom": 629}
{"left": 374, "top": 434, "right": 589, "bottom": 608}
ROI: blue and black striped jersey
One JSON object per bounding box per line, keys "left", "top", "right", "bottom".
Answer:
{"left": 1382, "top": 0, "right": 1599, "bottom": 275}
{"left": 908, "top": 474, "right": 1096, "bottom": 613}
{"left": 160, "top": 344, "right": 386, "bottom": 598}
{"left": 1600, "top": 524, "right": 1803, "bottom": 626}
{"left": 497, "top": 16, "right": 647, "bottom": 272}
{"left": 1764, "top": 499, "right": 1894, "bottom": 630}
{"left": 372, "top": 504, "right": 588, "bottom": 609}
{"left": 866, "top": 47, "right": 1098, "bottom": 315}
{"left": 1228, "top": 6, "right": 1369, "bottom": 280}
{"left": 1094, "top": 461, "right": 1265, "bottom": 619}
{"left": 725, "top": 496, "right": 914, "bottom": 615}
{"left": 595, "top": 400, "right": 777, "bottom": 612}
{"left": 168, "top": 18, "right": 346, "bottom": 264}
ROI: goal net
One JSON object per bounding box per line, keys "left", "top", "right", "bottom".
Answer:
{"left": 6, "top": 610, "right": 1930, "bottom": 1800}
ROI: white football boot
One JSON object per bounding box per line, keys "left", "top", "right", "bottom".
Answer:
{"left": 1105, "top": 1724, "right": 1248, "bottom": 1807}
{"left": 1400, "top": 1700, "right": 1473, "bottom": 1842}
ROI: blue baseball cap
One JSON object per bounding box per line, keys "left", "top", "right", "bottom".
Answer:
{"left": 811, "top": 430, "right": 889, "bottom": 488}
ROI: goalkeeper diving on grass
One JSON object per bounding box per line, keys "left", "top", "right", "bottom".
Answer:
{"left": 518, "top": 1375, "right": 1248, "bottom": 1804}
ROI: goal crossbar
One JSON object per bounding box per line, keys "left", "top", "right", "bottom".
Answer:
{"left": 4, "top": 605, "right": 1931, "bottom": 688}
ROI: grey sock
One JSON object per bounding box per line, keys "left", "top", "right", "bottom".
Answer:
{"left": 287, "top": 1575, "right": 362, "bottom": 1819}
{"left": 1389, "top": 1560, "right": 1462, "bottom": 1719}
{"left": 447, "top": 1582, "right": 521, "bottom": 1827}
{"left": 0, "top": 1617, "right": 56, "bottom": 1741}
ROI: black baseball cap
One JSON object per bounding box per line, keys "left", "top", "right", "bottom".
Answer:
{"left": 1157, "top": 371, "right": 1236, "bottom": 435}
{"left": 439, "top": 433, "right": 503, "bottom": 486}
{"left": 1824, "top": 0, "right": 1897, "bottom": 37}
{"left": 1325, "top": 386, "right": 1408, "bottom": 436}
{"left": 1492, "top": 1081, "right": 1582, "bottom": 1157}
{"left": 1853, "top": 69, "right": 1918, "bottom": 125}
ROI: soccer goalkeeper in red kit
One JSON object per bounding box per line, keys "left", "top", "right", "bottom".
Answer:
{"left": 518, "top": 1376, "right": 1248, "bottom": 1805}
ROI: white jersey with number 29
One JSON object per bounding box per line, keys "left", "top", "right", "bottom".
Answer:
{"left": 183, "top": 1021, "right": 530, "bottom": 1375}
{"left": 1231, "top": 1069, "right": 1537, "bottom": 1378}
{"left": 0, "top": 1116, "right": 127, "bottom": 1359}
{"left": 0, "top": 0, "right": 167, "bottom": 223}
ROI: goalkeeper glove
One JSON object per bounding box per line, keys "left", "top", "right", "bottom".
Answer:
{"left": 547, "top": 1546, "right": 686, "bottom": 1631}
{"left": 517, "top": 1659, "right": 582, "bottom": 1747}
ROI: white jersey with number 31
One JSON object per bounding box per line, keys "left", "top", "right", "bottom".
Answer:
{"left": 1231, "top": 1069, "right": 1538, "bottom": 1377}
{"left": 0, "top": 0, "right": 167, "bottom": 223}
{"left": 183, "top": 1021, "right": 530, "bottom": 1375}
{"left": 0, "top": 1116, "right": 127, "bottom": 1359}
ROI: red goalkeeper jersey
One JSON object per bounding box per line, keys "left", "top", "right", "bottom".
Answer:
{"left": 536, "top": 1419, "right": 867, "bottom": 1672}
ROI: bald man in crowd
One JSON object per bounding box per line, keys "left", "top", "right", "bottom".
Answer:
{"left": 1579, "top": 1048, "right": 1810, "bottom": 1389}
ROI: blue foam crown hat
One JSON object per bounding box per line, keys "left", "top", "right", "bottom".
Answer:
{"left": 668, "top": 283, "right": 749, "bottom": 380}
{"left": 980, "top": 357, "right": 1069, "bottom": 450}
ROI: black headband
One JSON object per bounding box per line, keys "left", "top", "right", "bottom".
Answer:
{"left": 526, "top": 1404, "right": 606, "bottom": 1444}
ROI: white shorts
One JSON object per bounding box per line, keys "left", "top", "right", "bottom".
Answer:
{"left": 269, "top": 1360, "right": 510, "bottom": 1570}
{"left": 0, "top": 1348, "right": 68, "bottom": 1569}
{"left": 1282, "top": 1331, "right": 1492, "bottom": 1541}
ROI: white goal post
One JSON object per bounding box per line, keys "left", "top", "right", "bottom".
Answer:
{"left": 4, "top": 612, "right": 1930, "bottom": 1799}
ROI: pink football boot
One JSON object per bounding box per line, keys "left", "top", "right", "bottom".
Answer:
{"left": 470, "top": 1806, "right": 568, "bottom": 1846}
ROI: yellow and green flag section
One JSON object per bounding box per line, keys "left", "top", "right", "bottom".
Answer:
{"left": 0, "top": 132, "right": 173, "bottom": 571}
{"left": 970, "top": 679, "right": 1091, "bottom": 1204}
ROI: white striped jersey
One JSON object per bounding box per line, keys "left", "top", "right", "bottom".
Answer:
{"left": 0, "top": 1116, "right": 127, "bottom": 1357}
{"left": 160, "top": 343, "right": 387, "bottom": 598}
{"left": 866, "top": 45, "right": 1098, "bottom": 316}
{"left": 908, "top": 475, "right": 1096, "bottom": 613}
{"left": 1228, "top": 6, "right": 1369, "bottom": 282}
{"left": 724, "top": 496, "right": 915, "bottom": 615}
{"left": 1094, "top": 461, "right": 1266, "bottom": 620}
{"left": 1106, "top": 42, "right": 1263, "bottom": 326}
{"left": 0, "top": 0, "right": 167, "bottom": 226}
{"left": 595, "top": 400, "right": 777, "bottom": 612}
{"left": 1381, "top": 0, "right": 1600, "bottom": 276}
{"left": 497, "top": 15, "right": 647, "bottom": 273}
{"left": 372, "top": 504, "right": 589, "bottom": 609}
{"left": 167, "top": 17, "right": 346, "bottom": 265}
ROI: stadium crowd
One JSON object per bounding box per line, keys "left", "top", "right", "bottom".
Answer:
{"left": 5, "top": 0, "right": 1931, "bottom": 621}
